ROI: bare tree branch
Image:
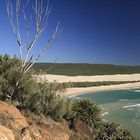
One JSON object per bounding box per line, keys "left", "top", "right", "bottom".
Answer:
{"left": 6, "top": 0, "right": 61, "bottom": 75}
{"left": 6, "top": 0, "right": 23, "bottom": 65}
{"left": 24, "top": 22, "right": 60, "bottom": 73}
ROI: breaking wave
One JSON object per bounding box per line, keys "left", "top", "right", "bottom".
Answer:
{"left": 119, "top": 99, "right": 129, "bottom": 102}
{"left": 133, "top": 90, "right": 140, "bottom": 93}
{"left": 123, "top": 104, "right": 140, "bottom": 108}
{"left": 102, "top": 112, "right": 109, "bottom": 116}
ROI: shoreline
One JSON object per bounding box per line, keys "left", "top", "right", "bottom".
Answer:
{"left": 35, "top": 74, "right": 140, "bottom": 97}
{"left": 65, "top": 82, "right": 140, "bottom": 97}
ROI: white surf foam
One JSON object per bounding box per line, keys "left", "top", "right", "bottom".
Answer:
{"left": 123, "top": 104, "right": 140, "bottom": 108}
{"left": 119, "top": 99, "right": 129, "bottom": 102}
{"left": 133, "top": 90, "right": 140, "bottom": 92}
{"left": 67, "top": 95, "right": 77, "bottom": 98}
{"left": 102, "top": 112, "right": 109, "bottom": 116}
{"left": 75, "top": 97, "right": 83, "bottom": 99}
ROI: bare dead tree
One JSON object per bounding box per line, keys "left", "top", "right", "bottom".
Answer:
{"left": 6, "top": 0, "right": 60, "bottom": 75}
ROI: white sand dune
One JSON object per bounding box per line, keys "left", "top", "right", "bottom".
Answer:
{"left": 35, "top": 74, "right": 140, "bottom": 97}
{"left": 36, "top": 74, "right": 140, "bottom": 83}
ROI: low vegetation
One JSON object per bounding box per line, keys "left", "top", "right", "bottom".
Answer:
{"left": 69, "top": 81, "right": 140, "bottom": 87}
{"left": 0, "top": 55, "right": 138, "bottom": 139}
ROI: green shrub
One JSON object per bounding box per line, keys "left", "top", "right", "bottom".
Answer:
{"left": 26, "top": 81, "right": 69, "bottom": 121}
{"left": 0, "top": 54, "right": 37, "bottom": 107}
{"left": 95, "top": 122, "right": 137, "bottom": 140}
{"left": 64, "top": 99, "right": 101, "bottom": 129}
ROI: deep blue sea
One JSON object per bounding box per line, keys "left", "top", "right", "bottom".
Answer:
{"left": 71, "top": 89, "right": 140, "bottom": 138}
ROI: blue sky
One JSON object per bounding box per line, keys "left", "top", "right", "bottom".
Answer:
{"left": 0, "top": 0, "right": 140, "bottom": 65}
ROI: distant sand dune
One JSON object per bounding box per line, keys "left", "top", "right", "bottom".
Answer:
{"left": 35, "top": 74, "right": 140, "bottom": 83}
{"left": 35, "top": 74, "right": 140, "bottom": 97}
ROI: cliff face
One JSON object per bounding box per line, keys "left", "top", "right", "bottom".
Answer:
{"left": 0, "top": 101, "right": 70, "bottom": 140}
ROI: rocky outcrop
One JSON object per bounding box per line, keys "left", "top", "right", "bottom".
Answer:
{"left": 29, "top": 125, "right": 51, "bottom": 140}
{"left": 0, "top": 125, "right": 15, "bottom": 140}
{"left": 0, "top": 101, "right": 70, "bottom": 140}
{"left": 46, "top": 122, "right": 69, "bottom": 140}
{"left": 0, "top": 101, "right": 32, "bottom": 140}
{"left": 0, "top": 101, "right": 28, "bottom": 129}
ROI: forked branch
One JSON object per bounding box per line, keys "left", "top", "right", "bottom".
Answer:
{"left": 6, "top": 0, "right": 60, "bottom": 74}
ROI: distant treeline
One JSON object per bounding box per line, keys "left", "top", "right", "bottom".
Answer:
{"left": 69, "top": 81, "right": 140, "bottom": 87}
{"left": 32, "top": 63, "right": 140, "bottom": 76}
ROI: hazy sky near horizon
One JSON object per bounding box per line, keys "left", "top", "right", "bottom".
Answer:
{"left": 0, "top": 0, "right": 140, "bottom": 65}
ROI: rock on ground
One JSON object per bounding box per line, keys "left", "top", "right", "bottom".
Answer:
{"left": 0, "top": 125, "right": 15, "bottom": 140}
{"left": 0, "top": 101, "right": 70, "bottom": 140}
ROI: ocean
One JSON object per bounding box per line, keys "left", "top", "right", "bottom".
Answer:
{"left": 72, "top": 89, "right": 140, "bottom": 138}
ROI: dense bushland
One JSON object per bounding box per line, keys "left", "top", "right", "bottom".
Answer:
{"left": 26, "top": 81, "right": 70, "bottom": 121}
{"left": 33, "top": 63, "right": 140, "bottom": 76}
{"left": 0, "top": 55, "right": 138, "bottom": 139}
{"left": 0, "top": 54, "right": 69, "bottom": 121}
{"left": 0, "top": 54, "right": 36, "bottom": 105}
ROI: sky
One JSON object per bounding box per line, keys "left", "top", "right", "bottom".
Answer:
{"left": 0, "top": 0, "right": 140, "bottom": 65}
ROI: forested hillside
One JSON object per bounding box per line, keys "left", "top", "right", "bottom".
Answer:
{"left": 33, "top": 63, "right": 140, "bottom": 76}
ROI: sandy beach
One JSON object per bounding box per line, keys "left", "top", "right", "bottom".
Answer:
{"left": 65, "top": 82, "right": 140, "bottom": 97}
{"left": 35, "top": 74, "right": 140, "bottom": 97}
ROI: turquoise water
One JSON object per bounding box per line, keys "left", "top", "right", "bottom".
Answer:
{"left": 73, "top": 89, "right": 140, "bottom": 139}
